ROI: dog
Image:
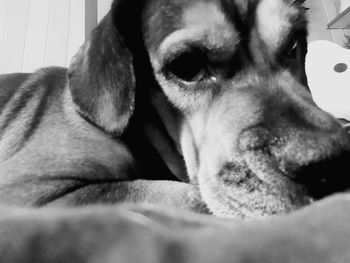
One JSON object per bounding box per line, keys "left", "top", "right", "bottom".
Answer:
{"left": 0, "top": 0, "right": 349, "bottom": 219}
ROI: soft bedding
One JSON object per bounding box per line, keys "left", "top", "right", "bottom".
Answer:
{"left": 0, "top": 194, "right": 350, "bottom": 263}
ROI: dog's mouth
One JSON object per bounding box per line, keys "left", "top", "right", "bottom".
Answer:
{"left": 204, "top": 150, "right": 350, "bottom": 218}
{"left": 211, "top": 162, "right": 311, "bottom": 218}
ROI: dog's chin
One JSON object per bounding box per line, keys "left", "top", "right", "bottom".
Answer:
{"left": 197, "top": 166, "right": 313, "bottom": 219}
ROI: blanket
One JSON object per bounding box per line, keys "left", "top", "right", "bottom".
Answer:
{"left": 1, "top": 194, "right": 350, "bottom": 262}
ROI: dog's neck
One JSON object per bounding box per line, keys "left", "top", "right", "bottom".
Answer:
{"left": 142, "top": 91, "right": 189, "bottom": 182}
{"left": 150, "top": 92, "right": 190, "bottom": 180}
{"left": 122, "top": 89, "right": 189, "bottom": 183}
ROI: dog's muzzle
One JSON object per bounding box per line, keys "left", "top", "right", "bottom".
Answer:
{"left": 194, "top": 73, "right": 350, "bottom": 218}
{"left": 238, "top": 122, "right": 350, "bottom": 200}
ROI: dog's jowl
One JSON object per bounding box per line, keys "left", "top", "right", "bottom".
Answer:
{"left": 0, "top": 0, "right": 349, "bottom": 219}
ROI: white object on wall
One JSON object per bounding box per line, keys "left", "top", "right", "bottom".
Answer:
{"left": 306, "top": 40, "right": 350, "bottom": 120}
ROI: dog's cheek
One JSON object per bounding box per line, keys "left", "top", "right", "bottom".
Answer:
{"left": 152, "top": 70, "right": 214, "bottom": 113}
{"left": 183, "top": 111, "right": 243, "bottom": 217}
{"left": 192, "top": 122, "right": 309, "bottom": 218}
{"left": 179, "top": 122, "right": 200, "bottom": 183}
{"left": 194, "top": 136, "right": 245, "bottom": 218}
{"left": 177, "top": 112, "right": 210, "bottom": 183}
{"left": 195, "top": 158, "right": 239, "bottom": 218}
{"left": 197, "top": 176, "right": 241, "bottom": 218}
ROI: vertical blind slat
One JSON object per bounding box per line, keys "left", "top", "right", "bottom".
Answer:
{"left": 0, "top": 0, "right": 30, "bottom": 73}
{"left": 22, "top": 0, "right": 50, "bottom": 72}
{"left": 44, "top": 0, "right": 70, "bottom": 67}
{"left": 67, "top": 0, "right": 85, "bottom": 67}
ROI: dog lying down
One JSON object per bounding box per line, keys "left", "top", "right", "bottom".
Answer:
{"left": 0, "top": 0, "right": 350, "bottom": 261}
{"left": 0, "top": 0, "right": 349, "bottom": 218}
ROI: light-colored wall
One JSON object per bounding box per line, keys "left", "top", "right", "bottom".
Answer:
{"left": 307, "top": 0, "right": 350, "bottom": 45}
{"left": 0, "top": 0, "right": 85, "bottom": 74}
{"left": 1, "top": 0, "right": 350, "bottom": 74}
{"left": 340, "top": 0, "right": 350, "bottom": 12}
{"left": 98, "top": 0, "right": 112, "bottom": 22}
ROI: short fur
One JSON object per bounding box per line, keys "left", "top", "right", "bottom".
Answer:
{"left": 0, "top": 0, "right": 349, "bottom": 218}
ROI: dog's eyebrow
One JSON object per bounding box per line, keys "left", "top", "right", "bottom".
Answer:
{"left": 148, "top": 1, "right": 240, "bottom": 68}
{"left": 161, "top": 41, "right": 238, "bottom": 66}
{"left": 157, "top": 28, "right": 239, "bottom": 67}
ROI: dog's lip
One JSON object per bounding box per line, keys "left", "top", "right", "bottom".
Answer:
{"left": 211, "top": 173, "right": 313, "bottom": 218}
{"left": 216, "top": 156, "right": 350, "bottom": 207}
{"left": 217, "top": 162, "right": 265, "bottom": 192}
{"left": 216, "top": 161, "right": 301, "bottom": 196}
{"left": 215, "top": 161, "right": 313, "bottom": 209}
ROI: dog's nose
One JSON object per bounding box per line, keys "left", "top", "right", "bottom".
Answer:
{"left": 237, "top": 120, "right": 350, "bottom": 200}
{"left": 291, "top": 119, "right": 350, "bottom": 199}
{"left": 293, "top": 150, "right": 350, "bottom": 199}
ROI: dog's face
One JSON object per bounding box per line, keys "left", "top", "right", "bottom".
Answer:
{"left": 141, "top": 0, "right": 350, "bottom": 218}
{"left": 69, "top": 0, "right": 350, "bottom": 218}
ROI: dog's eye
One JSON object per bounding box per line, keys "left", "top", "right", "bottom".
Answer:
{"left": 287, "top": 41, "right": 298, "bottom": 59}
{"left": 165, "top": 51, "right": 208, "bottom": 82}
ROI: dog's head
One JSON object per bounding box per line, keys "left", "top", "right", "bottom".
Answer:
{"left": 68, "top": 0, "right": 350, "bottom": 218}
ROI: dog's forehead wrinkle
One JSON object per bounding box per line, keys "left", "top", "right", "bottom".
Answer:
{"left": 182, "top": 2, "right": 227, "bottom": 28}
{"left": 142, "top": 0, "right": 185, "bottom": 52}
{"left": 143, "top": 0, "right": 234, "bottom": 52}
{"left": 146, "top": 0, "right": 241, "bottom": 63}
{"left": 182, "top": 1, "right": 238, "bottom": 40}
{"left": 156, "top": 28, "right": 239, "bottom": 65}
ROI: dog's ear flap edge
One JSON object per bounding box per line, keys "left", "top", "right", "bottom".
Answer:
{"left": 67, "top": 11, "right": 135, "bottom": 135}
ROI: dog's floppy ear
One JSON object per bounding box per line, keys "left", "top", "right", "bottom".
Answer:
{"left": 68, "top": 1, "right": 135, "bottom": 135}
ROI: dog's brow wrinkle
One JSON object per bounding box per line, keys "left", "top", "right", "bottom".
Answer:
{"left": 157, "top": 29, "right": 239, "bottom": 67}
{"left": 183, "top": 2, "right": 227, "bottom": 28}
{"left": 256, "top": 0, "right": 298, "bottom": 50}
{"left": 182, "top": 2, "right": 236, "bottom": 40}
{"left": 154, "top": 1, "right": 238, "bottom": 68}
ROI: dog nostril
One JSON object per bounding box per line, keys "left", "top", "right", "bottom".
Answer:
{"left": 293, "top": 151, "right": 350, "bottom": 199}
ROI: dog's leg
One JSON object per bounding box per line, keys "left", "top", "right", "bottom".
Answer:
{"left": 51, "top": 180, "right": 209, "bottom": 213}
{"left": 0, "top": 179, "right": 208, "bottom": 213}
